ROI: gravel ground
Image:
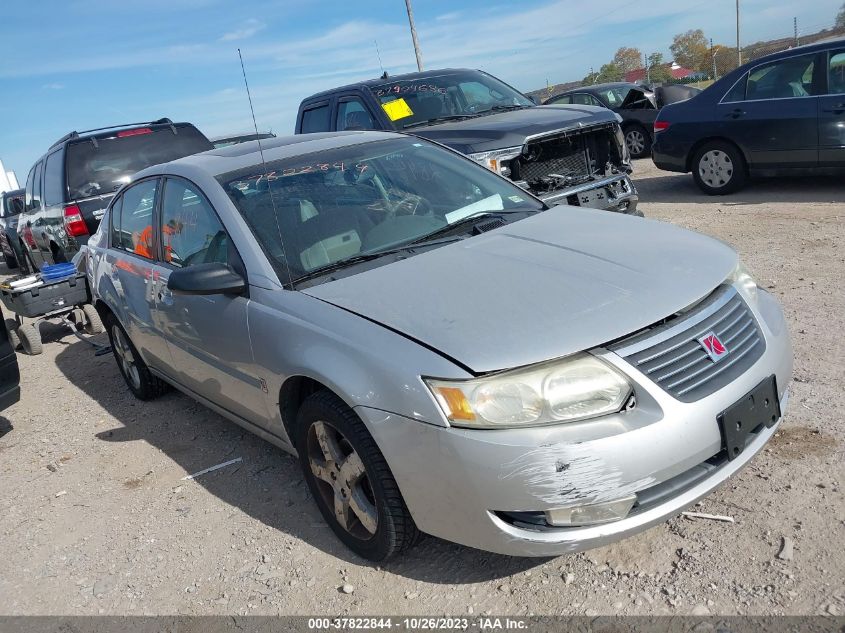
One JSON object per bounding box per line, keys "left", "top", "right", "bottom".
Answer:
{"left": 0, "top": 161, "right": 842, "bottom": 617}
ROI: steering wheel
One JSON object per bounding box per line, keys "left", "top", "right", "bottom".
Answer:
{"left": 390, "top": 193, "right": 433, "bottom": 218}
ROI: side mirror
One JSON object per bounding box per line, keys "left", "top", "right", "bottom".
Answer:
{"left": 167, "top": 263, "right": 246, "bottom": 296}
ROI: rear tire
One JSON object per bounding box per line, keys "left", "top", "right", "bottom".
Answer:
{"left": 295, "top": 390, "right": 421, "bottom": 561}
{"left": 3, "top": 250, "right": 18, "bottom": 269}
{"left": 17, "top": 323, "right": 42, "bottom": 355}
{"left": 692, "top": 141, "right": 747, "bottom": 195}
{"left": 104, "top": 314, "right": 169, "bottom": 400}
{"left": 624, "top": 124, "right": 651, "bottom": 159}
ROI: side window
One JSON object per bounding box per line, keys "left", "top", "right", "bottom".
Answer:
{"left": 336, "top": 98, "right": 376, "bottom": 131}
{"left": 571, "top": 93, "right": 598, "bottom": 106}
{"left": 24, "top": 165, "right": 36, "bottom": 211}
{"left": 160, "top": 178, "right": 228, "bottom": 268}
{"left": 550, "top": 94, "right": 572, "bottom": 104}
{"left": 301, "top": 103, "right": 331, "bottom": 133}
{"left": 116, "top": 179, "right": 157, "bottom": 258}
{"left": 109, "top": 195, "right": 123, "bottom": 249}
{"left": 43, "top": 150, "right": 64, "bottom": 207}
{"left": 829, "top": 50, "right": 845, "bottom": 95}
{"left": 31, "top": 161, "right": 43, "bottom": 212}
{"left": 723, "top": 74, "right": 748, "bottom": 102}
{"left": 746, "top": 53, "right": 817, "bottom": 100}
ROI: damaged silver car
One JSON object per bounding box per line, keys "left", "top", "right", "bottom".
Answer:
{"left": 86, "top": 131, "right": 792, "bottom": 560}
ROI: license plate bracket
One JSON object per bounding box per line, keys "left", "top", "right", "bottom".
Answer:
{"left": 718, "top": 375, "right": 780, "bottom": 460}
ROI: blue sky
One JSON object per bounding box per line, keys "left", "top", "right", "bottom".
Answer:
{"left": 1, "top": 0, "right": 841, "bottom": 180}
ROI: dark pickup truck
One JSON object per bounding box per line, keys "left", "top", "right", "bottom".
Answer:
{"left": 295, "top": 68, "right": 639, "bottom": 214}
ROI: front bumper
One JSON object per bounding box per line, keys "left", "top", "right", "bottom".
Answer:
{"left": 537, "top": 173, "right": 640, "bottom": 215}
{"left": 359, "top": 289, "right": 792, "bottom": 557}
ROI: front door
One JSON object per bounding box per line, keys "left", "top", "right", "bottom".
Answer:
{"left": 716, "top": 52, "right": 821, "bottom": 168}
{"left": 819, "top": 48, "right": 845, "bottom": 167}
{"left": 153, "top": 177, "right": 269, "bottom": 425}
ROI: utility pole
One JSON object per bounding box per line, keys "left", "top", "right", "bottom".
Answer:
{"left": 794, "top": 17, "right": 799, "bottom": 46}
{"left": 736, "top": 0, "right": 742, "bottom": 67}
{"left": 711, "top": 38, "right": 717, "bottom": 79}
{"left": 404, "top": 0, "right": 424, "bottom": 72}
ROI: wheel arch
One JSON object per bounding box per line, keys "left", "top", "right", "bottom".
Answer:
{"left": 685, "top": 137, "right": 749, "bottom": 173}
{"left": 278, "top": 375, "right": 346, "bottom": 445}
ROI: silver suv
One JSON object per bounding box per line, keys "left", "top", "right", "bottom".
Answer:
{"left": 85, "top": 131, "right": 792, "bottom": 561}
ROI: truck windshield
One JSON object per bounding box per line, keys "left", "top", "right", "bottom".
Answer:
{"left": 369, "top": 70, "right": 533, "bottom": 129}
{"left": 66, "top": 126, "right": 212, "bottom": 200}
{"left": 217, "top": 137, "right": 544, "bottom": 284}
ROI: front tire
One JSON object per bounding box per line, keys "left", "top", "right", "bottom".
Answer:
{"left": 295, "top": 390, "right": 421, "bottom": 561}
{"left": 692, "top": 141, "right": 747, "bottom": 195}
{"left": 105, "top": 315, "right": 169, "bottom": 400}
{"left": 17, "top": 323, "right": 42, "bottom": 355}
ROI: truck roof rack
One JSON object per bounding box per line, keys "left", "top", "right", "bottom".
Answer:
{"left": 49, "top": 118, "right": 175, "bottom": 149}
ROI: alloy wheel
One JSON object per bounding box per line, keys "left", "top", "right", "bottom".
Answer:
{"left": 625, "top": 129, "right": 646, "bottom": 156}
{"left": 306, "top": 420, "right": 378, "bottom": 540}
{"left": 698, "top": 149, "right": 734, "bottom": 188}
{"left": 111, "top": 325, "right": 141, "bottom": 390}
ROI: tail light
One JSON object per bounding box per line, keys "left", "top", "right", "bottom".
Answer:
{"left": 22, "top": 225, "right": 36, "bottom": 248}
{"left": 117, "top": 127, "right": 152, "bottom": 138}
{"left": 63, "top": 205, "right": 89, "bottom": 237}
{"left": 654, "top": 120, "right": 671, "bottom": 133}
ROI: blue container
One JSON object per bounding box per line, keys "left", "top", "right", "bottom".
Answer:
{"left": 41, "top": 263, "right": 77, "bottom": 282}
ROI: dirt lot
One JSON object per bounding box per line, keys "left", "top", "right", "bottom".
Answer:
{"left": 0, "top": 161, "right": 842, "bottom": 617}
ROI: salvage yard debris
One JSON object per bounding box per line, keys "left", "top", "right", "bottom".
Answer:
{"left": 181, "top": 457, "right": 243, "bottom": 481}
{"left": 681, "top": 511, "right": 735, "bottom": 523}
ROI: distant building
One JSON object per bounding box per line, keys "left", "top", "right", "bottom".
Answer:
{"left": 625, "top": 61, "right": 702, "bottom": 83}
{"left": 0, "top": 159, "right": 19, "bottom": 194}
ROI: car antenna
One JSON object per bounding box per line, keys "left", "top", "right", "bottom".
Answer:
{"left": 373, "top": 40, "right": 385, "bottom": 76}
{"left": 237, "top": 48, "right": 295, "bottom": 289}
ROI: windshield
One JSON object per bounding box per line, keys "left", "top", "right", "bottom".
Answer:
{"left": 369, "top": 70, "right": 533, "bottom": 129}
{"left": 217, "top": 137, "right": 544, "bottom": 284}
{"left": 66, "top": 126, "right": 213, "bottom": 200}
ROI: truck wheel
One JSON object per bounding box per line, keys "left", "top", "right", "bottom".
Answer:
{"left": 692, "top": 141, "right": 747, "bottom": 195}
{"left": 105, "top": 315, "right": 169, "bottom": 400}
{"left": 6, "top": 320, "right": 20, "bottom": 350}
{"left": 624, "top": 125, "right": 651, "bottom": 159}
{"left": 296, "top": 390, "right": 421, "bottom": 561}
{"left": 3, "top": 250, "right": 18, "bottom": 269}
{"left": 82, "top": 304, "right": 104, "bottom": 334}
{"left": 18, "top": 323, "right": 43, "bottom": 355}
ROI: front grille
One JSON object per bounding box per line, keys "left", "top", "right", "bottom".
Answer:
{"left": 518, "top": 135, "right": 588, "bottom": 183}
{"left": 611, "top": 286, "right": 765, "bottom": 402}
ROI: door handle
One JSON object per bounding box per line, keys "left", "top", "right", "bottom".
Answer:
{"left": 822, "top": 103, "right": 845, "bottom": 113}
{"left": 727, "top": 108, "right": 745, "bottom": 119}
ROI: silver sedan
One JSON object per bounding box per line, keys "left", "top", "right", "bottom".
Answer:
{"left": 85, "top": 131, "right": 792, "bottom": 560}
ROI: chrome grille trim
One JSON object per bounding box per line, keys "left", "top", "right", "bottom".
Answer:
{"left": 610, "top": 286, "right": 766, "bottom": 403}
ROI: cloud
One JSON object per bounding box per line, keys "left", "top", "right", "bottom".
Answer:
{"left": 41, "top": 83, "right": 64, "bottom": 90}
{"left": 220, "top": 18, "right": 266, "bottom": 42}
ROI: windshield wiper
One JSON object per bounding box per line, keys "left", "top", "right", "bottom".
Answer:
{"left": 481, "top": 104, "right": 531, "bottom": 114}
{"left": 293, "top": 238, "right": 462, "bottom": 284}
{"left": 403, "top": 114, "right": 477, "bottom": 129}
{"left": 408, "top": 210, "right": 532, "bottom": 245}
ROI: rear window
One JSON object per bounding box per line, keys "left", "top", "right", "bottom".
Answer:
{"left": 301, "top": 104, "right": 331, "bottom": 133}
{"left": 65, "top": 125, "right": 212, "bottom": 200}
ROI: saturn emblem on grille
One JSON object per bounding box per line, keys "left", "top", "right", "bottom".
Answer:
{"left": 698, "top": 331, "right": 729, "bottom": 363}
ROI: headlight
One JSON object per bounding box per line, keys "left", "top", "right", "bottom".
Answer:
{"left": 425, "top": 354, "right": 632, "bottom": 429}
{"left": 728, "top": 260, "right": 758, "bottom": 304}
{"left": 467, "top": 146, "right": 523, "bottom": 178}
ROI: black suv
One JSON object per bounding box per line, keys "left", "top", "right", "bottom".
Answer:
{"left": 20, "top": 118, "right": 213, "bottom": 267}
{"left": 0, "top": 189, "right": 27, "bottom": 270}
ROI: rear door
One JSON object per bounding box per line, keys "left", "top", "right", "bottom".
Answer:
{"left": 105, "top": 178, "right": 172, "bottom": 368}
{"left": 153, "top": 177, "right": 268, "bottom": 425}
{"left": 298, "top": 100, "right": 333, "bottom": 133}
{"left": 716, "top": 52, "right": 822, "bottom": 168}
{"left": 22, "top": 160, "right": 49, "bottom": 268}
{"left": 819, "top": 48, "right": 845, "bottom": 167}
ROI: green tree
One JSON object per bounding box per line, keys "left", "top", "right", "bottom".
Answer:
{"left": 837, "top": 2, "right": 845, "bottom": 28}
{"left": 647, "top": 53, "right": 672, "bottom": 83}
{"left": 670, "top": 29, "right": 710, "bottom": 73}
{"left": 595, "top": 62, "right": 623, "bottom": 83}
{"left": 612, "top": 47, "right": 643, "bottom": 74}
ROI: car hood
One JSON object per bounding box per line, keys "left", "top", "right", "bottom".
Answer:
{"left": 302, "top": 209, "right": 738, "bottom": 374}
{"left": 409, "top": 105, "right": 619, "bottom": 153}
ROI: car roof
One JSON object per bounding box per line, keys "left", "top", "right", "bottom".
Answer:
{"left": 134, "top": 131, "right": 403, "bottom": 180}
{"left": 210, "top": 132, "right": 275, "bottom": 143}
{"left": 560, "top": 82, "right": 639, "bottom": 95}
{"left": 48, "top": 119, "right": 199, "bottom": 151}
{"left": 301, "top": 68, "right": 479, "bottom": 102}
